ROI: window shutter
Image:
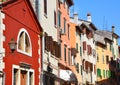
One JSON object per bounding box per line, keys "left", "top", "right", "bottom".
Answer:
{"left": 87, "top": 45, "right": 90, "bottom": 54}
{"left": 58, "top": 44, "right": 61, "bottom": 58}
{"left": 94, "top": 65, "right": 96, "bottom": 74}
{"left": 83, "top": 41, "right": 86, "bottom": 51}
{"left": 90, "top": 63, "right": 93, "bottom": 72}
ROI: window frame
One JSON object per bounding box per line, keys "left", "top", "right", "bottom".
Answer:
{"left": 17, "top": 28, "right": 32, "bottom": 56}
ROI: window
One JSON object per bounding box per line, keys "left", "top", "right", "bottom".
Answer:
{"left": 64, "top": 18, "right": 66, "bottom": 33}
{"left": 13, "top": 66, "right": 34, "bottom": 85}
{"left": 76, "top": 63, "right": 79, "bottom": 73}
{"left": 54, "top": 11, "right": 56, "bottom": 27}
{"left": 102, "top": 55, "right": 104, "bottom": 64}
{"left": 103, "top": 70, "right": 105, "bottom": 78}
{"left": 58, "top": 10, "right": 61, "bottom": 27}
{"left": 17, "top": 29, "right": 32, "bottom": 56}
{"left": 13, "top": 69, "right": 18, "bottom": 85}
{"left": 64, "top": 45, "right": 66, "bottom": 61}
{"left": 80, "top": 65, "right": 82, "bottom": 75}
{"left": 76, "top": 43, "right": 78, "bottom": 51}
{"left": 68, "top": 24, "right": 70, "bottom": 39}
{"left": 29, "top": 72, "right": 33, "bottom": 85}
{"left": 106, "top": 56, "right": 109, "bottom": 64}
{"left": 110, "top": 44, "right": 112, "bottom": 51}
{"left": 97, "top": 54, "right": 99, "bottom": 62}
{"left": 68, "top": 49, "right": 71, "bottom": 65}
{"left": 80, "top": 47, "right": 82, "bottom": 56}
{"left": 44, "top": 0, "right": 47, "bottom": 15}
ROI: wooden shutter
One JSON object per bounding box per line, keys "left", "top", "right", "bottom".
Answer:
{"left": 83, "top": 41, "right": 86, "bottom": 50}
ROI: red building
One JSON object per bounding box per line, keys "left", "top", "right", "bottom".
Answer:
{"left": 0, "top": 0, "right": 42, "bottom": 85}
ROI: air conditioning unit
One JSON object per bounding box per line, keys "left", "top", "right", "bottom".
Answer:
{"left": 60, "top": 29, "right": 65, "bottom": 35}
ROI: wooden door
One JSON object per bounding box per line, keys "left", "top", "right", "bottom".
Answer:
{"left": 20, "top": 70, "right": 27, "bottom": 85}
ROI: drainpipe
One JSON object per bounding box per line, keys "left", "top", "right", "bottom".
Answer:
{"left": 40, "top": 32, "right": 45, "bottom": 85}
{"left": 36, "top": 0, "right": 41, "bottom": 22}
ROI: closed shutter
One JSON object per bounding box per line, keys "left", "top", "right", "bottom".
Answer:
{"left": 83, "top": 41, "right": 86, "bottom": 50}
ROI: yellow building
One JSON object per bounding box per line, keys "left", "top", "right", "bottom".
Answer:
{"left": 95, "top": 30, "right": 113, "bottom": 85}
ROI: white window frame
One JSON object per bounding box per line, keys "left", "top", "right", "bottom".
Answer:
{"left": 12, "top": 65, "right": 34, "bottom": 85}
{"left": 17, "top": 28, "right": 32, "bottom": 56}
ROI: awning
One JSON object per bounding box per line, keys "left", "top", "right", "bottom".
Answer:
{"left": 60, "top": 69, "right": 77, "bottom": 83}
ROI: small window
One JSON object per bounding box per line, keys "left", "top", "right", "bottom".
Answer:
{"left": 54, "top": 11, "right": 56, "bottom": 27}
{"left": 29, "top": 72, "right": 34, "bottom": 85}
{"left": 13, "top": 69, "right": 19, "bottom": 85}
{"left": 64, "top": 45, "right": 66, "bottom": 61}
{"left": 64, "top": 18, "right": 66, "bottom": 33}
{"left": 44, "top": 0, "right": 47, "bottom": 15}
{"left": 58, "top": 10, "right": 61, "bottom": 27}
{"left": 68, "top": 24, "right": 70, "bottom": 39}
{"left": 17, "top": 29, "right": 32, "bottom": 56}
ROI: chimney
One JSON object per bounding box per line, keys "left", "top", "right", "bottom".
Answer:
{"left": 112, "top": 25, "right": 115, "bottom": 33}
{"left": 74, "top": 13, "right": 78, "bottom": 24}
{"left": 87, "top": 13, "right": 92, "bottom": 22}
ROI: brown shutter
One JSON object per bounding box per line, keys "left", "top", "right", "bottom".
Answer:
{"left": 87, "top": 45, "right": 90, "bottom": 54}
{"left": 58, "top": 44, "right": 61, "bottom": 58}
{"left": 90, "top": 63, "right": 93, "bottom": 72}
{"left": 83, "top": 41, "right": 86, "bottom": 50}
{"left": 94, "top": 65, "right": 96, "bottom": 74}
{"left": 90, "top": 46, "right": 92, "bottom": 54}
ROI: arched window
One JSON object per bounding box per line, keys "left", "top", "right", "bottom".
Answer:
{"left": 17, "top": 29, "right": 32, "bottom": 56}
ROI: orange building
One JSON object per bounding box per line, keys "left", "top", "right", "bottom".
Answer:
{"left": 69, "top": 20, "right": 83, "bottom": 85}
{"left": 57, "top": 0, "right": 78, "bottom": 85}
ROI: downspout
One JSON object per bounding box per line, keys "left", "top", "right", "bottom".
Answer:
{"left": 40, "top": 32, "right": 45, "bottom": 85}
{"left": 36, "top": 0, "right": 41, "bottom": 22}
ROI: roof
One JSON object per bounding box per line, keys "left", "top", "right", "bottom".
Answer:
{"left": 95, "top": 30, "right": 113, "bottom": 41}
{"left": 94, "top": 33, "right": 105, "bottom": 45}
{"left": 78, "top": 19, "right": 97, "bottom": 31}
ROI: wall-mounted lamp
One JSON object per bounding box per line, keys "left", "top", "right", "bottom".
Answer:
{"left": 8, "top": 38, "right": 17, "bottom": 53}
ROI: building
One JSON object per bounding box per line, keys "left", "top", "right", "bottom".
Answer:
{"left": 69, "top": 19, "right": 83, "bottom": 85}
{"left": 30, "top": 0, "right": 61, "bottom": 85}
{"left": 95, "top": 27, "right": 119, "bottom": 85}
{"left": 95, "top": 30, "right": 112, "bottom": 85}
{"left": 71, "top": 13, "right": 97, "bottom": 85}
{"left": 0, "top": 0, "right": 42, "bottom": 85}
{"left": 57, "top": 0, "right": 78, "bottom": 85}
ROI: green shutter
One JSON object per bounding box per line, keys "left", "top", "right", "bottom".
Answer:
{"left": 108, "top": 70, "right": 111, "bottom": 78}
{"left": 97, "top": 69, "right": 101, "bottom": 77}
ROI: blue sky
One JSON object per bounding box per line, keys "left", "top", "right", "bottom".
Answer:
{"left": 70, "top": 0, "right": 120, "bottom": 45}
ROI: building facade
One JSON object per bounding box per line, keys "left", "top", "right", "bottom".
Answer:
{"left": 70, "top": 13, "right": 97, "bottom": 85}
{"left": 95, "top": 30, "right": 112, "bottom": 85}
{"left": 0, "top": 0, "right": 42, "bottom": 85}
{"left": 57, "top": 0, "right": 78, "bottom": 85}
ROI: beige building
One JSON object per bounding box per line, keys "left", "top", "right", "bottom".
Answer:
{"left": 70, "top": 13, "right": 97, "bottom": 85}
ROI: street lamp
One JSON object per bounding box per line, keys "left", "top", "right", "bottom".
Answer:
{"left": 0, "top": 38, "right": 17, "bottom": 85}
{"left": 8, "top": 38, "right": 17, "bottom": 53}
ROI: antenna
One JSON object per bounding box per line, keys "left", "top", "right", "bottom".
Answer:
{"left": 103, "top": 16, "right": 108, "bottom": 30}
{"left": 103, "top": 16, "right": 105, "bottom": 30}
